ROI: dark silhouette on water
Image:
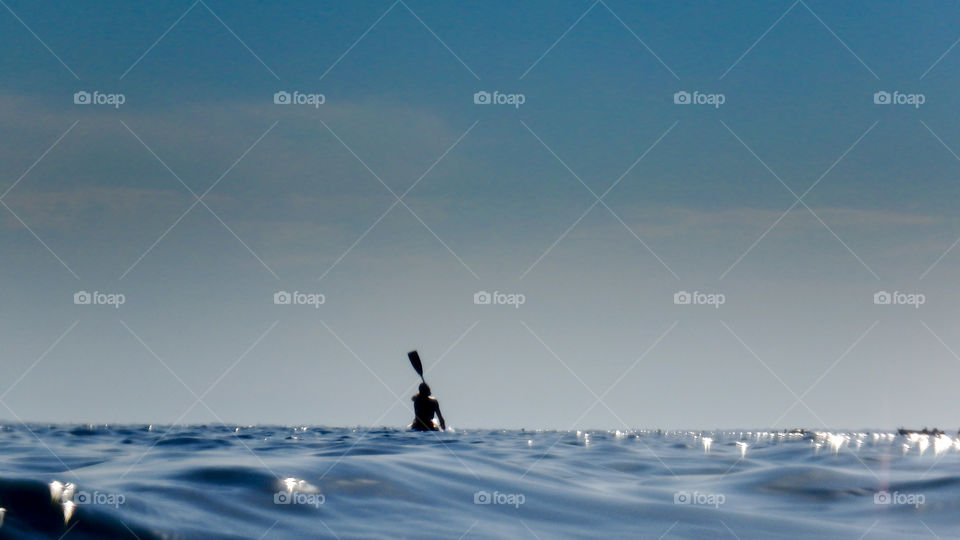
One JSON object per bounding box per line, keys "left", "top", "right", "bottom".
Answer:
{"left": 411, "top": 382, "right": 446, "bottom": 431}
{"left": 406, "top": 350, "right": 446, "bottom": 431}
{"left": 897, "top": 427, "right": 945, "bottom": 436}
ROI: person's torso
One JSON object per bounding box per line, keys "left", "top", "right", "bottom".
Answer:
{"left": 413, "top": 396, "right": 435, "bottom": 419}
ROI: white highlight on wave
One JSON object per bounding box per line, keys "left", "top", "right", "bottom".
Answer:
{"left": 49, "top": 480, "right": 76, "bottom": 524}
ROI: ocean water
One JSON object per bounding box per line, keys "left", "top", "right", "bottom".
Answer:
{"left": 0, "top": 425, "right": 956, "bottom": 539}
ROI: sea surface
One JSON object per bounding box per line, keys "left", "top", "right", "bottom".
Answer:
{"left": 0, "top": 425, "right": 956, "bottom": 539}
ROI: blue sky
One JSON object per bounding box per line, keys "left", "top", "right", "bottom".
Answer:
{"left": 2, "top": 1, "right": 960, "bottom": 429}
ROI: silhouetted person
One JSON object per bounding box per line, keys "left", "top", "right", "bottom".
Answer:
{"left": 411, "top": 383, "right": 445, "bottom": 431}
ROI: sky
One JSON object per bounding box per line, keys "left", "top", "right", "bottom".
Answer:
{"left": 2, "top": 0, "right": 960, "bottom": 429}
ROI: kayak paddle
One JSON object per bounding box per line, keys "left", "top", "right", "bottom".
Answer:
{"left": 407, "top": 350, "right": 425, "bottom": 383}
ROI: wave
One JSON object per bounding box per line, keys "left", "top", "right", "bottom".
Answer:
{"left": 0, "top": 426, "right": 955, "bottom": 538}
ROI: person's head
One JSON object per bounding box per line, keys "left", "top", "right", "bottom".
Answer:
{"left": 418, "top": 383, "right": 431, "bottom": 396}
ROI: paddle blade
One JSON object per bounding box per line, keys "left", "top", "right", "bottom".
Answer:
{"left": 407, "top": 350, "right": 424, "bottom": 379}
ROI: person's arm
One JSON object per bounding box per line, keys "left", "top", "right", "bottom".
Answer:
{"left": 436, "top": 403, "right": 446, "bottom": 431}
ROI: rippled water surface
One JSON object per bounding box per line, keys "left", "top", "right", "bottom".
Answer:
{"left": 0, "top": 425, "right": 957, "bottom": 539}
